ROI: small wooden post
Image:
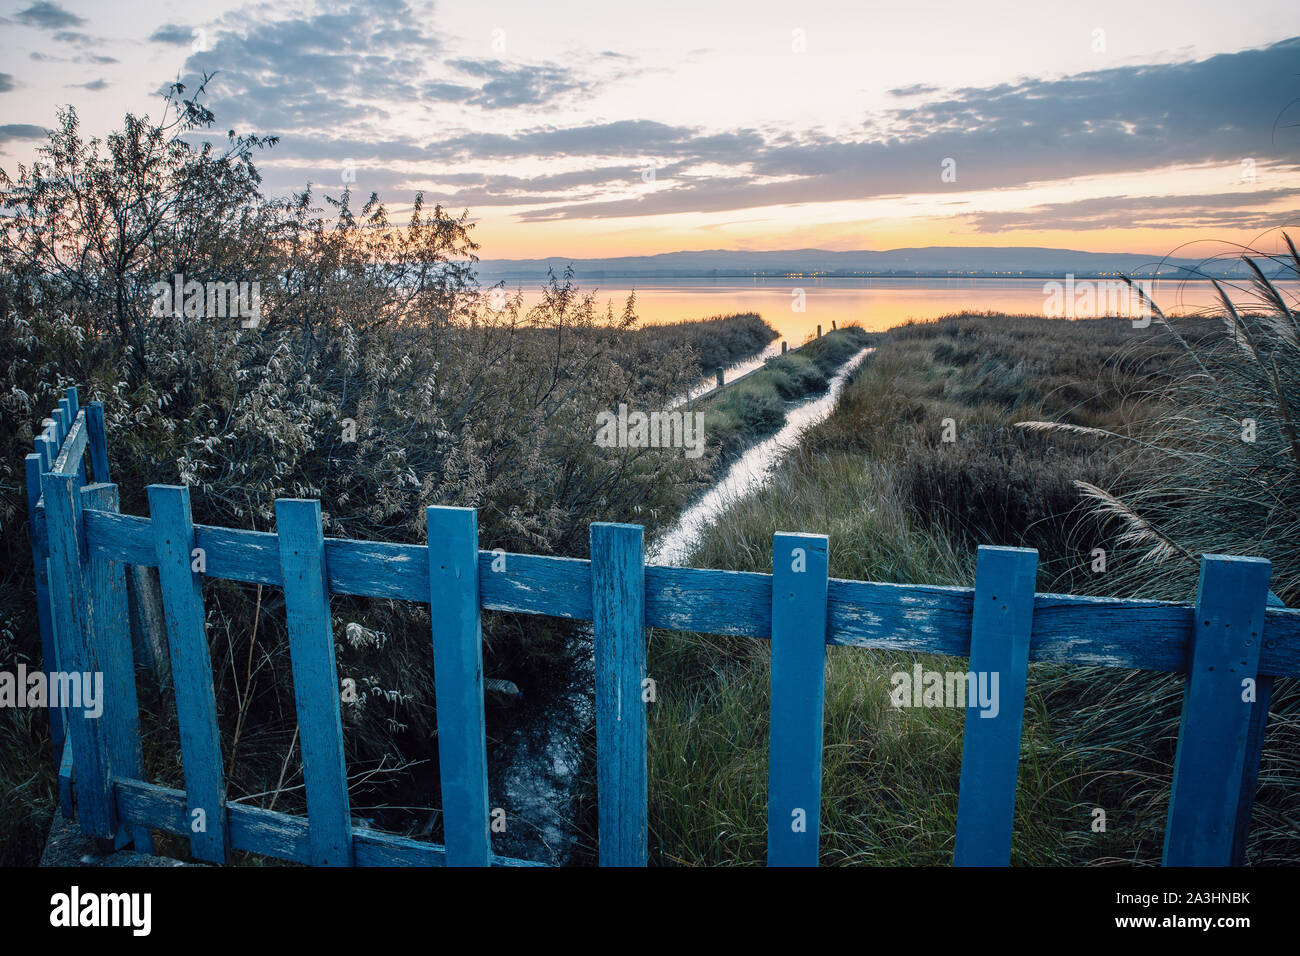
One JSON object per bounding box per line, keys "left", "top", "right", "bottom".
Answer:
{"left": 276, "top": 499, "right": 353, "bottom": 866}
{"left": 715, "top": 366, "right": 724, "bottom": 389}
{"left": 591, "top": 522, "right": 648, "bottom": 867}
{"left": 832, "top": 320, "right": 837, "bottom": 331}
{"left": 148, "top": 484, "right": 229, "bottom": 863}
{"left": 86, "top": 401, "right": 111, "bottom": 484}
{"left": 427, "top": 506, "right": 491, "bottom": 867}
{"left": 64, "top": 388, "right": 86, "bottom": 488}
{"left": 767, "top": 532, "right": 829, "bottom": 867}
{"left": 816, "top": 324, "right": 822, "bottom": 338}
{"left": 1164, "top": 555, "right": 1270, "bottom": 865}
{"left": 953, "top": 545, "right": 1038, "bottom": 866}
{"left": 37, "top": 430, "right": 56, "bottom": 473}
{"left": 782, "top": 341, "right": 788, "bottom": 354}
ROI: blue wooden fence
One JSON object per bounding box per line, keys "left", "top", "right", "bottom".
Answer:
{"left": 25, "top": 386, "right": 1300, "bottom": 866}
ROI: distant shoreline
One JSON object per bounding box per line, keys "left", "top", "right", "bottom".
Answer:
{"left": 475, "top": 271, "right": 1250, "bottom": 282}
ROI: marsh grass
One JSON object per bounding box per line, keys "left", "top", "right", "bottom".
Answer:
{"left": 699, "top": 326, "right": 874, "bottom": 464}
{"left": 1019, "top": 241, "right": 1300, "bottom": 864}
{"left": 639, "top": 311, "right": 1245, "bottom": 865}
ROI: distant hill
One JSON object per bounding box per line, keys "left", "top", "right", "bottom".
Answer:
{"left": 475, "top": 246, "right": 1291, "bottom": 281}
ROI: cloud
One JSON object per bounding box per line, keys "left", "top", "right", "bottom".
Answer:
{"left": 508, "top": 36, "right": 1300, "bottom": 221}
{"left": 0, "top": 73, "right": 15, "bottom": 92}
{"left": 148, "top": 24, "right": 195, "bottom": 45}
{"left": 29, "top": 51, "right": 118, "bottom": 64}
{"left": 888, "top": 83, "right": 939, "bottom": 96}
{"left": 52, "top": 30, "right": 102, "bottom": 45}
{"left": 0, "top": 123, "right": 49, "bottom": 144}
{"left": 69, "top": 79, "right": 109, "bottom": 91}
{"left": 177, "top": 0, "right": 446, "bottom": 130}
{"left": 967, "top": 189, "right": 1300, "bottom": 232}
{"left": 441, "top": 58, "right": 596, "bottom": 109}
{"left": 122, "top": 2, "right": 1298, "bottom": 230}
{"left": 14, "top": 1, "right": 84, "bottom": 29}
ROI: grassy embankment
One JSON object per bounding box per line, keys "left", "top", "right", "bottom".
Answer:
{"left": 694, "top": 326, "right": 874, "bottom": 464}
{"left": 632, "top": 312, "right": 779, "bottom": 385}
{"left": 641, "top": 312, "right": 1227, "bottom": 865}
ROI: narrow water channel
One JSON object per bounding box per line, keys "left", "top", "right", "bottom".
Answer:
{"left": 486, "top": 345, "right": 873, "bottom": 864}
{"left": 651, "top": 346, "right": 873, "bottom": 565}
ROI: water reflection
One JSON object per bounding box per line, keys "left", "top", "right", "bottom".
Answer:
{"left": 511, "top": 276, "right": 1272, "bottom": 344}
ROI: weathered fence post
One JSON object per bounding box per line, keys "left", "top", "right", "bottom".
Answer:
{"left": 42, "top": 469, "right": 115, "bottom": 840}
{"left": 953, "top": 545, "right": 1038, "bottom": 866}
{"left": 25, "top": 451, "right": 64, "bottom": 767}
{"left": 767, "top": 532, "right": 830, "bottom": 866}
{"left": 82, "top": 483, "right": 154, "bottom": 853}
{"left": 1164, "top": 555, "right": 1270, "bottom": 865}
{"left": 716, "top": 366, "right": 725, "bottom": 389}
{"left": 127, "top": 565, "right": 172, "bottom": 691}
{"left": 427, "top": 505, "right": 491, "bottom": 867}
{"left": 148, "top": 484, "right": 229, "bottom": 863}
{"left": 276, "top": 498, "right": 353, "bottom": 866}
{"left": 64, "top": 388, "right": 86, "bottom": 488}
{"left": 85, "top": 400, "right": 110, "bottom": 484}
{"left": 591, "top": 522, "right": 648, "bottom": 867}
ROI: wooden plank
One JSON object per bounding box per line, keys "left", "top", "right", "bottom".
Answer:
{"left": 766, "top": 532, "right": 829, "bottom": 867}
{"left": 54, "top": 403, "right": 68, "bottom": 447}
{"left": 1163, "top": 555, "right": 1270, "bottom": 866}
{"left": 1232, "top": 590, "right": 1284, "bottom": 864}
{"left": 112, "top": 779, "right": 546, "bottom": 867}
{"left": 953, "top": 545, "right": 1039, "bottom": 866}
{"left": 128, "top": 564, "right": 172, "bottom": 691}
{"left": 147, "top": 484, "right": 229, "bottom": 862}
{"left": 41, "top": 469, "right": 114, "bottom": 838}
{"left": 86, "top": 401, "right": 111, "bottom": 484}
{"left": 590, "top": 522, "right": 648, "bottom": 867}
{"left": 77, "top": 510, "right": 1300, "bottom": 678}
{"left": 275, "top": 498, "right": 353, "bottom": 866}
{"left": 647, "top": 565, "right": 771, "bottom": 637}
{"left": 81, "top": 484, "right": 154, "bottom": 854}
{"left": 50, "top": 413, "right": 86, "bottom": 477}
{"left": 36, "top": 430, "right": 56, "bottom": 474}
{"left": 64, "top": 388, "right": 87, "bottom": 489}
{"left": 427, "top": 506, "right": 491, "bottom": 866}
{"left": 26, "top": 452, "right": 64, "bottom": 763}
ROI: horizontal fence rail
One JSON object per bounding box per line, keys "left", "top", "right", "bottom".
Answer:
{"left": 23, "top": 385, "right": 1297, "bottom": 867}
{"left": 73, "top": 507, "right": 1300, "bottom": 676}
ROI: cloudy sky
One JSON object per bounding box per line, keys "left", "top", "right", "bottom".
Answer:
{"left": 1, "top": 0, "right": 1298, "bottom": 258}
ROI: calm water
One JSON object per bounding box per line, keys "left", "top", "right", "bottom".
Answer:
{"left": 513, "top": 276, "right": 1285, "bottom": 345}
